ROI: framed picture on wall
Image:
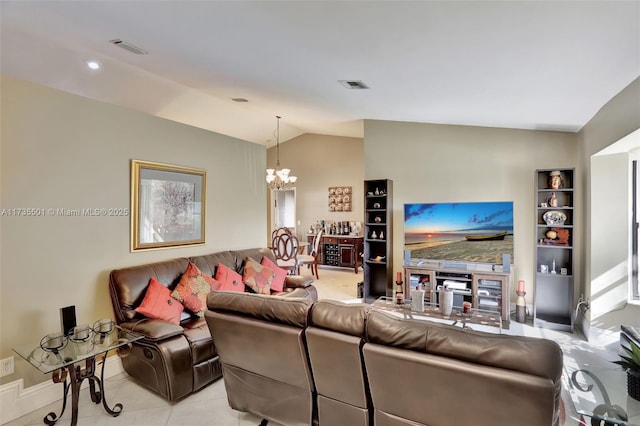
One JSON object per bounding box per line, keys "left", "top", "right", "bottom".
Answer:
{"left": 131, "top": 160, "right": 206, "bottom": 251}
{"left": 328, "top": 186, "right": 352, "bottom": 212}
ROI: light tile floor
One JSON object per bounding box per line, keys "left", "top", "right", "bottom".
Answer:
{"left": 6, "top": 267, "right": 639, "bottom": 426}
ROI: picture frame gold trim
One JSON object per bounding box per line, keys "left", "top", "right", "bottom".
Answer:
{"left": 131, "top": 160, "right": 206, "bottom": 251}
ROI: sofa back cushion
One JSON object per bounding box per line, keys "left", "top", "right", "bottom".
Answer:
{"left": 306, "top": 300, "right": 371, "bottom": 417}
{"left": 109, "top": 258, "right": 190, "bottom": 323}
{"left": 205, "top": 291, "right": 315, "bottom": 425}
{"left": 189, "top": 248, "right": 276, "bottom": 279}
{"left": 364, "top": 310, "right": 563, "bottom": 426}
{"left": 366, "top": 310, "right": 562, "bottom": 381}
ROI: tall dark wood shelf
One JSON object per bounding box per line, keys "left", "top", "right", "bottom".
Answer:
{"left": 363, "top": 179, "right": 393, "bottom": 302}
{"left": 534, "top": 168, "right": 575, "bottom": 332}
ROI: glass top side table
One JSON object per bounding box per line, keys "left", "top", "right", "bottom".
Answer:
{"left": 565, "top": 363, "right": 640, "bottom": 426}
{"left": 13, "top": 323, "right": 143, "bottom": 426}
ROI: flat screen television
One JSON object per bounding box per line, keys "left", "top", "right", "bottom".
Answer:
{"left": 404, "top": 201, "right": 514, "bottom": 265}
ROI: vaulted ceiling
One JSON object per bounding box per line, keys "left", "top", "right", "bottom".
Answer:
{"left": 1, "top": 1, "right": 638, "bottom": 146}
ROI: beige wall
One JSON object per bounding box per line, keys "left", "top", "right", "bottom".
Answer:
{"left": 267, "top": 133, "right": 364, "bottom": 241}
{"left": 363, "top": 120, "right": 579, "bottom": 308}
{"left": 0, "top": 76, "right": 268, "bottom": 386}
{"left": 578, "top": 76, "right": 640, "bottom": 331}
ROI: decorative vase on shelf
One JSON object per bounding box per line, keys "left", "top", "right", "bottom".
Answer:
{"left": 440, "top": 285, "right": 453, "bottom": 316}
{"left": 549, "top": 171, "right": 563, "bottom": 189}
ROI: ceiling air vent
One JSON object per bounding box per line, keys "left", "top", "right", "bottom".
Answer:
{"left": 339, "top": 80, "right": 369, "bottom": 89}
{"left": 109, "top": 39, "right": 149, "bottom": 55}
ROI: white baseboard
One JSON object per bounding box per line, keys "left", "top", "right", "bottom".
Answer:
{"left": 0, "top": 355, "right": 124, "bottom": 425}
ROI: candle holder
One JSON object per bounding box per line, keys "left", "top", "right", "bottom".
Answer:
{"left": 395, "top": 280, "right": 404, "bottom": 305}
{"left": 516, "top": 291, "right": 527, "bottom": 323}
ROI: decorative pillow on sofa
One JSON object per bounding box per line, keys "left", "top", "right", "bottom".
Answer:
{"left": 260, "top": 256, "right": 287, "bottom": 292}
{"left": 135, "top": 277, "right": 184, "bottom": 325}
{"left": 243, "top": 257, "right": 275, "bottom": 295}
{"left": 171, "top": 261, "right": 220, "bottom": 317}
{"left": 215, "top": 263, "right": 245, "bottom": 292}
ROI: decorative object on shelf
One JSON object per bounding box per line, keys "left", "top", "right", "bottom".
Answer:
{"left": 266, "top": 116, "right": 297, "bottom": 190}
{"left": 328, "top": 186, "right": 352, "bottom": 212}
{"left": 374, "top": 216, "right": 382, "bottom": 223}
{"left": 371, "top": 230, "right": 377, "bottom": 239}
{"left": 548, "top": 192, "right": 558, "bottom": 207}
{"left": 549, "top": 170, "right": 563, "bottom": 189}
{"left": 540, "top": 264, "right": 549, "bottom": 273}
{"left": 379, "top": 231, "right": 384, "bottom": 239}
{"left": 516, "top": 280, "right": 526, "bottom": 323}
{"left": 613, "top": 341, "right": 640, "bottom": 401}
{"left": 546, "top": 230, "right": 558, "bottom": 239}
{"left": 551, "top": 259, "right": 557, "bottom": 274}
{"left": 131, "top": 160, "right": 206, "bottom": 251}
{"left": 373, "top": 202, "right": 381, "bottom": 209}
{"left": 561, "top": 267, "right": 568, "bottom": 275}
{"left": 371, "top": 255, "right": 385, "bottom": 262}
{"left": 439, "top": 284, "right": 453, "bottom": 316}
{"left": 543, "top": 210, "right": 567, "bottom": 226}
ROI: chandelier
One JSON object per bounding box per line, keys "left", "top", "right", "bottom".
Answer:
{"left": 266, "top": 115, "right": 297, "bottom": 190}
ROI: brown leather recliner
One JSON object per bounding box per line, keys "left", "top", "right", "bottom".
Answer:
{"left": 363, "top": 310, "right": 564, "bottom": 426}
{"left": 108, "top": 247, "right": 316, "bottom": 401}
{"left": 205, "top": 291, "right": 316, "bottom": 426}
{"left": 306, "top": 300, "right": 372, "bottom": 425}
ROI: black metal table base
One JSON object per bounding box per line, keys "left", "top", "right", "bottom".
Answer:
{"left": 43, "top": 353, "right": 123, "bottom": 426}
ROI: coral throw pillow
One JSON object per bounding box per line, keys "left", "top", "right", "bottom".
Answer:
{"left": 215, "top": 263, "right": 245, "bottom": 293}
{"left": 243, "top": 257, "right": 274, "bottom": 295}
{"left": 260, "top": 256, "right": 287, "bottom": 292}
{"left": 135, "top": 277, "right": 184, "bottom": 325}
{"left": 171, "top": 261, "right": 221, "bottom": 317}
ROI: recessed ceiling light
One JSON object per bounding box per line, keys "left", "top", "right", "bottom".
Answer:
{"left": 338, "top": 80, "right": 369, "bottom": 89}
{"left": 86, "top": 60, "right": 101, "bottom": 70}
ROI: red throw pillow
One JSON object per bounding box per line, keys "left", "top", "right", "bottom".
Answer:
{"left": 215, "top": 263, "right": 245, "bottom": 292}
{"left": 260, "top": 256, "right": 287, "bottom": 292}
{"left": 135, "top": 277, "right": 184, "bottom": 325}
{"left": 171, "top": 261, "right": 221, "bottom": 317}
{"left": 243, "top": 257, "right": 274, "bottom": 295}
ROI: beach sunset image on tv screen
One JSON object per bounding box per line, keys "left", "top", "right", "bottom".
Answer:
{"left": 404, "top": 201, "right": 514, "bottom": 264}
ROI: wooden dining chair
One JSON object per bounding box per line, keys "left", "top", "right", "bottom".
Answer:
{"left": 298, "top": 230, "right": 323, "bottom": 279}
{"left": 271, "top": 227, "right": 292, "bottom": 242}
{"left": 271, "top": 232, "right": 300, "bottom": 275}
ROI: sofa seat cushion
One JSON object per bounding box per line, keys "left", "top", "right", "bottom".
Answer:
{"left": 182, "top": 317, "right": 216, "bottom": 364}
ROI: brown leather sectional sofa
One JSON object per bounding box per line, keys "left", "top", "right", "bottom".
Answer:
{"left": 108, "top": 247, "right": 317, "bottom": 401}
{"left": 206, "top": 292, "right": 564, "bottom": 426}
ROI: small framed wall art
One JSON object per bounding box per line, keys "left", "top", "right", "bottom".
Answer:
{"left": 131, "top": 160, "right": 206, "bottom": 251}
{"left": 328, "top": 186, "right": 352, "bottom": 212}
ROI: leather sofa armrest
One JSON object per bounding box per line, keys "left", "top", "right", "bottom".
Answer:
{"left": 285, "top": 275, "right": 314, "bottom": 288}
{"left": 120, "top": 319, "right": 184, "bottom": 341}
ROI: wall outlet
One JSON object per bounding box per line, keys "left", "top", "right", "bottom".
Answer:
{"left": 0, "top": 356, "right": 14, "bottom": 377}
